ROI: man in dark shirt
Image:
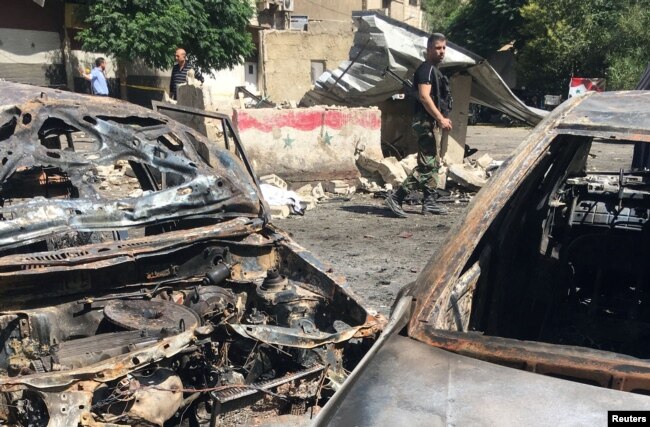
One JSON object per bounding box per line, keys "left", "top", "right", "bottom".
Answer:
{"left": 170, "top": 48, "right": 204, "bottom": 100}
{"left": 386, "top": 33, "right": 452, "bottom": 217}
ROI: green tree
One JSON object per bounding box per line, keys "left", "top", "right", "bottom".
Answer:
{"left": 77, "top": 0, "right": 255, "bottom": 73}
{"left": 433, "top": 0, "right": 650, "bottom": 94}
{"left": 606, "top": 1, "right": 650, "bottom": 89}
{"left": 421, "top": 0, "right": 464, "bottom": 33}
{"left": 445, "top": 0, "right": 525, "bottom": 57}
{"left": 517, "top": 0, "right": 619, "bottom": 94}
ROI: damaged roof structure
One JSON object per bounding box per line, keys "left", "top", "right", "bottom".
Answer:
{"left": 302, "top": 12, "right": 546, "bottom": 126}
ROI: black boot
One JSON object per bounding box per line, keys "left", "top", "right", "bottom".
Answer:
{"left": 422, "top": 189, "right": 448, "bottom": 215}
{"left": 385, "top": 187, "right": 408, "bottom": 218}
{"left": 464, "top": 144, "right": 478, "bottom": 158}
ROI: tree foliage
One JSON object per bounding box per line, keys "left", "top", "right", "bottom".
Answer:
{"left": 77, "top": 0, "right": 255, "bottom": 72}
{"left": 427, "top": 0, "right": 650, "bottom": 93}
{"left": 518, "top": 0, "right": 619, "bottom": 93}
{"left": 445, "top": 0, "right": 525, "bottom": 57}
{"left": 421, "top": 0, "right": 464, "bottom": 33}
{"left": 606, "top": 2, "right": 650, "bottom": 89}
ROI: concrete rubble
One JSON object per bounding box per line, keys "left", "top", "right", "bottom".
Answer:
{"left": 260, "top": 181, "right": 333, "bottom": 219}
{"left": 92, "top": 160, "right": 141, "bottom": 196}
{"left": 260, "top": 174, "right": 288, "bottom": 190}
{"left": 251, "top": 147, "right": 500, "bottom": 208}
{"left": 447, "top": 163, "right": 489, "bottom": 192}
{"left": 323, "top": 180, "right": 356, "bottom": 195}
{"left": 399, "top": 154, "right": 418, "bottom": 176}
{"left": 356, "top": 154, "right": 407, "bottom": 187}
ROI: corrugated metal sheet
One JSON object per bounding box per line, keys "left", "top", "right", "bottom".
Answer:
{"left": 301, "top": 12, "right": 545, "bottom": 126}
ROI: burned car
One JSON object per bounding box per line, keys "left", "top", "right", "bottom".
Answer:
{"left": 0, "top": 82, "right": 383, "bottom": 426}
{"left": 317, "top": 91, "right": 650, "bottom": 425}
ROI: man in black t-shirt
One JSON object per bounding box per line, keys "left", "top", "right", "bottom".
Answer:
{"left": 386, "top": 33, "right": 452, "bottom": 217}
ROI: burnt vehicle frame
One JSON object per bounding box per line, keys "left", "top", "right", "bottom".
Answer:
{"left": 317, "top": 91, "right": 650, "bottom": 425}
{"left": 0, "top": 82, "right": 383, "bottom": 427}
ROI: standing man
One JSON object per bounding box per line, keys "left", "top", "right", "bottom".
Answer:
{"left": 79, "top": 57, "right": 109, "bottom": 96}
{"left": 170, "top": 48, "right": 204, "bottom": 100}
{"left": 386, "top": 33, "right": 452, "bottom": 217}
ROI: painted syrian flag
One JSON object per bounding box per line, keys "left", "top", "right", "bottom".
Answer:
{"left": 568, "top": 77, "right": 606, "bottom": 98}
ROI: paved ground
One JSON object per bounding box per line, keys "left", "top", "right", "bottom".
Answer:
{"left": 275, "top": 125, "right": 634, "bottom": 314}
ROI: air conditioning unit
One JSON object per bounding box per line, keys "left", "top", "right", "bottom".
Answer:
{"left": 257, "top": 0, "right": 282, "bottom": 11}
{"left": 281, "top": 0, "right": 294, "bottom": 11}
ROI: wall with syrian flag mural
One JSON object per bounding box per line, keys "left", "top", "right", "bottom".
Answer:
{"left": 568, "top": 77, "right": 606, "bottom": 98}
{"left": 233, "top": 107, "right": 383, "bottom": 184}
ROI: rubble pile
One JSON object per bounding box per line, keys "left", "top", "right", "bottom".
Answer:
{"left": 354, "top": 150, "right": 502, "bottom": 202}
{"left": 259, "top": 150, "right": 501, "bottom": 218}
{"left": 260, "top": 175, "right": 328, "bottom": 219}
{"left": 92, "top": 160, "right": 142, "bottom": 199}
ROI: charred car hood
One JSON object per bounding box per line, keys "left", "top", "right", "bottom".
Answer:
{"left": 0, "top": 82, "right": 264, "bottom": 250}
{"left": 319, "top": 333, "right": 650, "bottom": 426}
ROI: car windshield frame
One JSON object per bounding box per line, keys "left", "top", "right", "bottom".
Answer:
{"left": 0, "top": 82, "right": 267, "bottom": 251}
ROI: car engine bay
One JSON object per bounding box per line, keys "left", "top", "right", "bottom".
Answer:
{"left": 0, "top": 230, "right": 381, "bottom": 426}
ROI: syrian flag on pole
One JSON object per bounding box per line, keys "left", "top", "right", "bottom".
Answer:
{"left": 568, "top": 77, "right": 606, "bottom": 98}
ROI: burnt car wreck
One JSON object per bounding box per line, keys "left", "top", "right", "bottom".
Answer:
{"left": 0, "top": 82, "right": 383, "bottom": 426}
{"left": 317, "top": 91, "right": 650, "bottom": 425}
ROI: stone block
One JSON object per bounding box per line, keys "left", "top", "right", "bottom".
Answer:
{"left": 312, "top": 183, "right": 325, "bottom": 199}
{"left": 294, "top": 184, "right": 314, "bottom": 196}
{"left": 260, "top": 174, "right": 287, "bottom": 190}
{"left": 270, "top": 204, "right": 290, "bottom": 219}
{"left": 448, "top": 164, "right": 488, "bottom": 191}
{"left": 356, "top": 176, "right": 383, "bottom": 192}
{"left": 357, "top": 154, "right": 407, "bottom": 186}
{"left": 299, "top": 195, "right": 318, "bottom": 211}
{"left": 476, "top": 153, "right": 494, "bottom": 170}
{"left": 324, "top": 180, "right": 350, "bottom": 194}
{"left": 399, "top": 154, "right": 418, "bottom": 175}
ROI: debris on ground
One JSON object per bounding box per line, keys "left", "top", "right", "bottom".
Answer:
{"left": 356, "top": 154, "right": 407, "bottom": 187}
{"left": 260, "top": 183, "right": 307, "bottom": 218}
{"left": 447, "top": 163, "right": 489, "bottom": 191}
{"left": 399, "top": 154, "right": 418, "bottom": 175}
{"left": 353, "top": 146, "right": 502, "bottom": 200}
{"left": 260, "top": 174, "right": 288, "bottom": 190}
{"left": 357, "top": 176, "right": 384, "bottom": 193}
{"left": 252, "top": 136, "right": 501, "bottom": 213}
{"left": 312, "top": 182, "right": 326, "bottom": 199}
{"left": 324, "top": 180, "right": 356, "bottom": 195}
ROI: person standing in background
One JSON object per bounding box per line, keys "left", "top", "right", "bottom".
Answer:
{"left": 170, "top": 48, "right": 204, "bottom": 100}
{"left": 79, "top": 57, "right": 109, "bottom": 96}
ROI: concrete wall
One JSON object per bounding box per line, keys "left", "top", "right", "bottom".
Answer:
{"left": 293, "top": 0, "right": 364, "bottom": 21}
{"left": 233, "top": 106, "right": 383, "bottom": 184}
{"left": 0, "top": 0, "right": 66, "bottom": 87}
{"left": 378, "top": 99, "right": 417, "bottom": 156}
{"left": 385, "top": 0, "right": 425, "bottom": 30}
{"left": 292, "top": 0, "right": 424, "bottom": 29}
{"left": 261, "top": 21, "right": 354, "bottom": 103}
{"left": 292, "top": 0, "right": 364, "bottom": 21}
